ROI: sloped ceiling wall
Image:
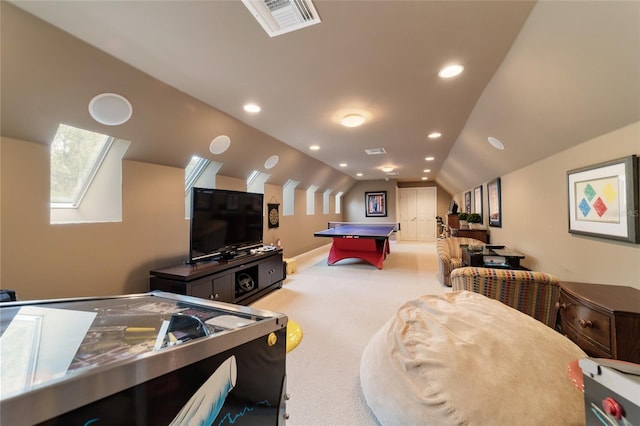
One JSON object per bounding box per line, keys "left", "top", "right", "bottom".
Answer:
{"left": 438, "top": 1, "right": 640, "bottom": 195}
{"left": 0, "top": 3, "right": 355, "bottom": 193}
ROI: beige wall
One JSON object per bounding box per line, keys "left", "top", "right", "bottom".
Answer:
{"left": 455, "top": 122, "right": 640, "bottom": 288}
{"left": 1, "top": 137, "right": 188, "bottom": 299}
{"left": 344, "top": 180, "right": 453, "bottom": 224}
{"left": 0, "top": 137, "right": 341, "bottom": 300}
{"left": 344, "top": 180, "right": 398, "bottom": 223}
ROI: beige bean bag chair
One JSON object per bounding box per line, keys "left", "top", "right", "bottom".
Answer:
{"left": 360, "top": 291, "right": 586, "bottom": 425}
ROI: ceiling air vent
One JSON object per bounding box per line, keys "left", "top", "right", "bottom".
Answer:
{"left": 365, "top": 148, "right": 387, "bottom": 155}
{"left": 242, "top": 0, "right": 321, "bottom": 37}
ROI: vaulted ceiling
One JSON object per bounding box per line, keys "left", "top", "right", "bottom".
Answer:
{"left": 3, "top": 1, "right": 639, "bottom": 196}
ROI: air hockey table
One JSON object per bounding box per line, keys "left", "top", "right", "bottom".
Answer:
{"left": 313, "top": 222, "right": 399, "bottom": 269}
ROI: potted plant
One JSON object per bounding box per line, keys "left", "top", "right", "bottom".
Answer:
{"left": 458, "top": 212, "right": 470, "bottom": 229}
{"left": 467, "top": 213, "right": 483, "bottom": 229}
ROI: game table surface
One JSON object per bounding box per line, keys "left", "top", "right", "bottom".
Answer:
{"left": 314, "top": 222, "right": 398, "bottom": 238}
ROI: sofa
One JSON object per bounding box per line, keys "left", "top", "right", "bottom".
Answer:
{"left": 436, "top": 237, "right": 484, "bottom": 286}
{"left": 451, "top": 266, "right": 561, "bottom": 328}
{"left": 360, "top": 291, "right": 586, "bottom": 425}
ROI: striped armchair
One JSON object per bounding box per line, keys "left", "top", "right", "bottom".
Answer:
{"left": 436, "top": 237, "right": 484, "bottom": 286}
{"left": 450, "top": 267, "right": 561, "bottom": 328}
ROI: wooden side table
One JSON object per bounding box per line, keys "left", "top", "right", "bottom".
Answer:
{"left": 558, "top": 281, "right": 640, "bottom": 363}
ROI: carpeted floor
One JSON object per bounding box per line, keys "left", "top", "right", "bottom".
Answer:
{"left": 250, "top": 240, "right": 450, "bottom": 426}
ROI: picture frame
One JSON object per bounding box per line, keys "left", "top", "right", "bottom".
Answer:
{"left": 567, "top": 155, "right": 639, "bottom": 243}
{"left": 365, "top": 191, "right": 387, "bottom": 217}
{"left": 487, "top": 177, "right": 501, "bottom": 227}
{"left": 474, "top": 185, "right": 483, "bottom": 223}
{"left": 464, "top": 191, "right": 472, "bottom": 213}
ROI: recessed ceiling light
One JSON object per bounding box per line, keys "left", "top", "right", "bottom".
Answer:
{"left": 423, "top": 169, "right": 431, "bottom": 173}
{"left": 381, "top": 166, "right": 394, "bottom": 173}
{"left": 438, "top": 64, "right": 464, "bottom": 78}
{"left": 244, "top": 103, "right": 261, "bottom": 113}
{"left": 356, "top": 172, "right": 363, "bottom": 177}
{"left": 310, "top": 145, "right": 320, "bottom": 150}
{"left": 341, "top": 113, "right": 366, "bottom": 128}
{"left": 488, "top": 136, "right": 505, "bottom": 150}
{"left": 339, "top": 163, "right": 348, "bottom": 167}
{"left": 422, "top": 177, "right": 428, "bottom": 181}
{"left": 427, "top": 132, "right": 442, "bottom": 139}
{"left": 425, "top": 156, "right": 435, "bottom": 161}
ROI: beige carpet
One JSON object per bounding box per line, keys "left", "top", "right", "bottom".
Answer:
{"left": 251, "top": 240, "right": 449, "bottom": 426}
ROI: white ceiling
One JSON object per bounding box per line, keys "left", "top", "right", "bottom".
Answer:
{"left": 7, "top": 0, "right": 640, "bottom": 195}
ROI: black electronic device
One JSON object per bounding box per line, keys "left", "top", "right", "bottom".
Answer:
{"left": 189, "top": 188, "right": 264, "bottom": 263}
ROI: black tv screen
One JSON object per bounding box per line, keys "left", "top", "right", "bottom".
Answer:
{"left": 190, "top": 188, "right": 264, "bottom": 262}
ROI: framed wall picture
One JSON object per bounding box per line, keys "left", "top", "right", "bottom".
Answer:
{"left": 487, "top": 178, "right": 501, "bottom": 227}
{"left": 474, "top": 185, "right": 483, "bottom": 223}
{"left": 365, "top": 191, "right": 387, "bottom": 217}
{"left": 567, "top": 155, "right": 639, "bottom": 243}
{"left": 464, "top": 191, "right": 472, "bottom": 213}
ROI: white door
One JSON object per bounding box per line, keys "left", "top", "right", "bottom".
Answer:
{"left": 399, "top": 189, "right": 418, "bottom": 240}
{"left": 416, "top": 187, "right": 436, "bottom": 241}
{"left": 399, "top": 187, "right": 437, "bottom": 241}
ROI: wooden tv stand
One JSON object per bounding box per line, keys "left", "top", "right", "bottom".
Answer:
{"left": 150, "top": 249, "right": 285, "bottom": 305}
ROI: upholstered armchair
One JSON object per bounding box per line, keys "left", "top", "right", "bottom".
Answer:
{"left": 436, "top": 237, "right": 484, "bottom": 286}
{"left": 450, "top": 266, "right": 561, "bottom": 328}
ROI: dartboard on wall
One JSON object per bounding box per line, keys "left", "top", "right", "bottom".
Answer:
{"left": 268, "top": 203, "right": 279, "bottom": 228}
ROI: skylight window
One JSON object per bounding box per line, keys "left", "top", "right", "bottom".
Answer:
{"left": 185, "top": 155, "right": 210, "bottom": 195}
{"left": 335, "top": 191, "right": 343, "bottom": 214}
{"left": 247, "top": 170, "right": 271, "bottom": 194}
{"left": 323, "top": 189, "right": 333, "bottom": 214}
{"left": 283, "top": 179, "right": 299, "bottom": 216}
{"left": 306, "top": 185, "right": 318, "bottom": 215}
{"left": 50, "top": 124, "right": 112, "bottom": 208}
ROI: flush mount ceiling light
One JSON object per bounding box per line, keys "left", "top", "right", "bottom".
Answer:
{"left": 427, "top": 132, "right": 442, "bottom": 139}
{"left": 438, "top": 64, "right": 464, "bottom": 79}
{"left": 243, "top": 103, "right": 261, "bottom": 113}
{"left": 339, "top": 163, "right": 348, "bottom": 168}
{"left": 210, "top": 135, "right": 231, "bottom": 154}
{"left": 488, "top": 136, "right": 505, "bottom": 150}
{"left": 356, "top": 173, "right": 363, "bottom": 177}
{"left": 88, "top": 93, "right": 133, "bottom": 126}
{"left": 422, "top": 177, "right": 428, "bottom": 181}
{"left": 264, "top": 154, "right": 279, "bottom": 169}
{"left": 425, "top": 156, "right": 435, "bottom": 161}
{"left": 423, "top": 169, "right": 431, "bottom": 173}
{"left": 309, "top": 145, "right": 320, "bottom": 150}
{"left": 381, "top": 166, "right": 394, "bottom": 173}
{"left": 340, "top": 113, "right": 366, "bottom": 128}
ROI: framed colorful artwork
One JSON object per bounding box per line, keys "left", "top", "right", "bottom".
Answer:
{"left": 365, "top": 191, "right": 387, "bottom": 217}
{"left": 567, "top": 155, "right": 639, "bottom": 243}
{"left": 487, "top": 178, "right": 501, "bottom": 227}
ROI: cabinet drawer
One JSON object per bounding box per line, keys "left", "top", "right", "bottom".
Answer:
{"left": 560, "top": 320, "right": 611, "bottom": 358}
{"left": 559, "top": 292, "right": 611, "bottom": 351}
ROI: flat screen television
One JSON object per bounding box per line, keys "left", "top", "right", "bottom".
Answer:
{"left": 189, "top": 188, "right": 264, "bottom": 263}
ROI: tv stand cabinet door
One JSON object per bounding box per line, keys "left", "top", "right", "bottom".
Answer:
{"left": 211, "top": 273, "right": 234, "bottom": 302}
{"left": 188, "top": 274, "right": 234, "bottom": 303}
{"left": 258, "top": 253, "right": 285, "bottom": 289}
